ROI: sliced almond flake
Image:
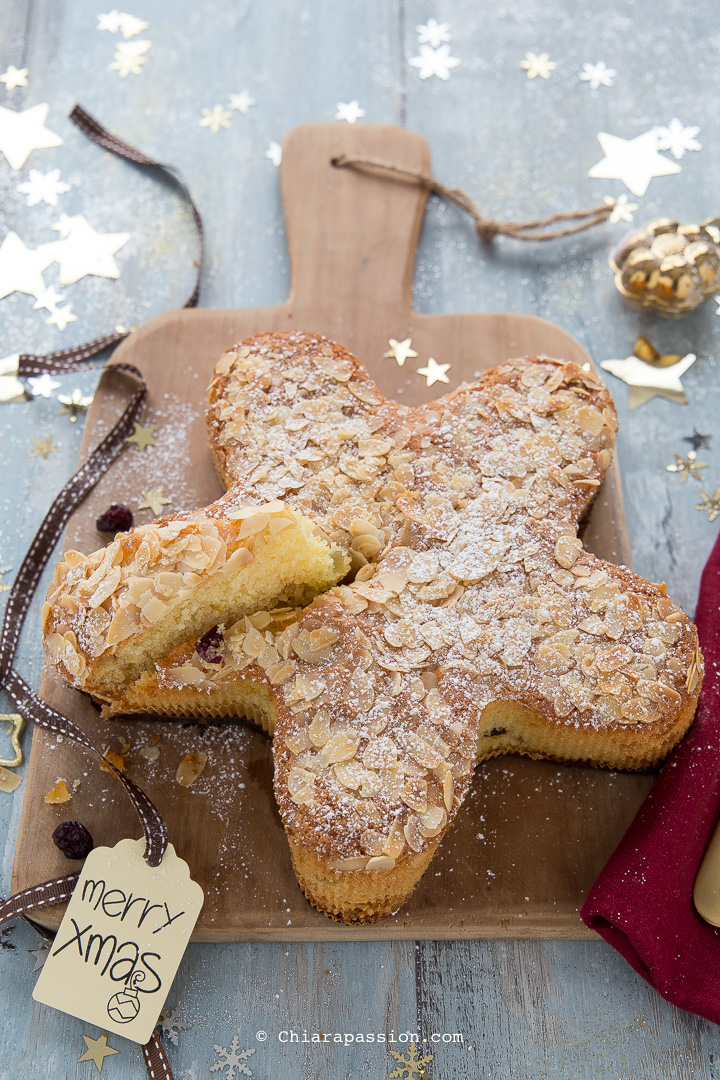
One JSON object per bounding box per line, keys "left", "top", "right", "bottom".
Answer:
{"left": 0, "top": 766, "right": 21, "bottom": 793}
{"left": 176, "top": 751, "right": 208, "bottom": 787}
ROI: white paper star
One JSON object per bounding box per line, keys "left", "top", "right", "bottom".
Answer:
{"left": 409, "top": 44, "right": 460, "bottom": 80}
{"left": 0, "top": 354, "right": 23, "bottom": 403}
{"left": 118, "top": 12, "right": 149, "bottom": 38}
{"left": 46, "top": 303, "right": 77, "bottom": 330}
{"left": 603, "top": 193, "right": 637, "bottom": 224}
{"left": 579, "top": 61, "right": 615, "bottom": 89}
{"left": 27, "top": 373, "right": 61, "bottom": 398}
{"left": 199, "top": 105, "right": 232, "bottom": 133}
{"left": 600, "top": 351, "right": 697, "bottom": 408}
{"left": 384, "top": 338, "right": 418, "bottom": 367}
{"left": 17, "top": 167, "right": 70, "bottom": 207}
{"left": 0, "top": 65, "right": 29, "bottom": 91}
{"left": 32, "top": 284, "right": 65, "bottom": 311}
{"left": 0, "top": 231, "right": 54, "bottom": 300}
{"left": 39, "top": 214, "right": 130, "bottom": 286}
{"left": 228, "top": 90, "right": 256, "bottom": 114}
{"left": 654, "top": 118, "right": 701, "bottom": 160}
{"left": 417, "top": 357, "right": 451, "bottom": 387}
{"left": 0, "top": 103, "right": 62, "bottom": 171}
{"left": 109, "top": 38, "right": 152, "bottom": 76}
{"left": 97, "top": 10, "right": 123, "bottom": 32}
{"left": 265, "top": 140, "right": 282, "bottom": 167}
{"left": 588, "top": 130, "right": 681, "bottom": 197}
{"left": 416, "top": 19, "right": 451, "bottom": 47}
{"left": 520, "top": 52, "right": 557, "bottom": 79}
{"left": 335, "top": 100, "right": 365, "bottom": 124}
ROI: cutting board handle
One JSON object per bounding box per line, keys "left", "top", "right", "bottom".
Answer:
{"left": 280, "top": 122, "right": 431, "bottom": 317}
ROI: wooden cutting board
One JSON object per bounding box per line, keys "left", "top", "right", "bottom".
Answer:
{"left": 12, "top": 122, "right": 646, "bottom": 941}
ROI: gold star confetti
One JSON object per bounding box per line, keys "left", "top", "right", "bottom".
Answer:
{"left": 199, "top": 105, "right": 232, "bottom": 133}
{"left": 520, "top": 51, "right": 557, "bottom": 79}
{"left": 666, "top": 451, "right": 707, "bottom": 483}
{"left": 0, "top": 565, "right": 12, "bottom": 593}
{"left": 417, "top": 356, "right": 451, "bottom": 387}
{"left": 57, "top": 388, "right": 93, "bottom": 421}
{"left": 125, "top": 422, "right": 158, "bottom": 451}
{"left": 138, "top": 489, "right": 171, "bottom": 516}
{"left": 600, "top": 336, "right": 697, "bottom": 409}
{"left": 697, "top": 488, "right": 720, "bottom": 522}
{"left": 78, "top": 1031, "right": 119, "bottom": 1073}
{"left": 29, "top": 435, "right": 59, "bottom": 458}
{"left": 384, "top": 337, "right": 418, "bottom": 367}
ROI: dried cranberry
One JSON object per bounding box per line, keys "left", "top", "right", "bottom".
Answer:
{"left": 196, "top": 625, "right": 223, "bottom": 663}
{"left": 96, "top": 504, "right": 133, "bottom": 533}
{"left": 52, "top": 820, "right": 94, "bottom": 860}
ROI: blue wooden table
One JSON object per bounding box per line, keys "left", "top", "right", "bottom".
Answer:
{"left": 1, "top": 1, "right": 719, "bottom": 1077}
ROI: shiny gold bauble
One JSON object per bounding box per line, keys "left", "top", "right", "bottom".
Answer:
{"left": 610, "top": 217, "right": 720, "bottom": 317}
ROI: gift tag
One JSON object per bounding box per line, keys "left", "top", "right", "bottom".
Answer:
{"left": 33, "top": 838, "right": 203, "bottom": 1044}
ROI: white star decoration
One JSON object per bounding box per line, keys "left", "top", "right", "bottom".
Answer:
{"left": 335, "top": 100, "right": 365, "bottom": 124}
{"left": 0, "top": 103, "right": 62, "bottom": 170}
{"left": 520, "top": 52, "right": 557, "bottom": 79}
{"left": 40, "top": 214, "right": 131, "bottom": 286}
{"left": 0, "top": 65, "right": 29, "bottom": 91}
{"left": 46, "top": 304, "right": 77, "bottom": 331}
{"left": 384, "top": 338, "right": 418, "bottom": 367}
{"left": 588, "top": 130, "right": 681, "bottom": 197}
{"left": 199, "top": 105, "right": 232, "bottom": 133}
{"left": 0, "top": 354, "right": 23, "bottom": 404}
{"left": 17, "top": 167, "right": 70, "bottom": 206}
{"left": 416, "top": 19, "right": 451, "bottom": 47}
{"left": 579, "top": 61, "right": 615, "bottom": 89}
{"left": 654, "top": 118, "right": 701, "bottom": 160}
{"left": 32, "top": 285, "right": 65, "bottom": 312}
{"left": 97, "top": 10, "right": 123, "bottom": 33}
{"left": 228, "top": 90, "right": 255, "bottom": 114}
{"left": 601, "top": 351, "right": 697, "bottom": 408}
{"left": 409, "top": 44, "right": 460, "bottom": 80}
{"left": 0, "top": 232, "right": 54, "bottom": 300}
{"left": 603, "top": 193, "right": 637, "bottom": 224}
{"left": 27, "top": 373, "right": 61, "bottom": 398}
{"left": 417, "top": 357, "right": 451, "bottom": 387}
{"left": 117, "top": 12, "right": 149, "bottom": 38}
{"left": 265, "top": 141, "right": 282, "bottom": 167}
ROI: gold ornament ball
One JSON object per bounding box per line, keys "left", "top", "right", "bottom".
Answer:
{"left": 610, "top": 217, "right": 720, "bottom": 317}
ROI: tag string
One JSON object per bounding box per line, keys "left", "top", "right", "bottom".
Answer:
{"left": 331, "top": 152, "right": 614, "bottom": 242}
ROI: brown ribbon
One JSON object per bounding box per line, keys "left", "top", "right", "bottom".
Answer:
{"left": 332, "top": 152, "right": 614, "bottom": 242}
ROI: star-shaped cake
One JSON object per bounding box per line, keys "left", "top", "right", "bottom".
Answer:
{"left": 43, "top": 332, "right": 702, "bottom": 923}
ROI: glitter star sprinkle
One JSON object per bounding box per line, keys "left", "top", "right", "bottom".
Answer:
{"left": 199, "top": 105, "right": 232, "bottom": 133}
{"left": 600, "top": 350, "right": 697, "bottom": 408}
{"left": 17, "top": 167, "right": 70, "bottom": 206}
{"left": 697, "top": 489, "right": 720, "bottom": 522}
{"left": 654, "top": 118, "right": 701, "bottom": 160}
{"left": 41, "top": 214, "right": 130, "bottom": 286}
{"left": 409, "top": 44, "right": 460, "bottom": 80}
{"left": 335, "top": 100, "right": 365, "bottom": 124}
{"left": 46, "top": 304, "right": 77, "bottom": 331}
{"left": 0, "top": 103, "right": 63, "bottom": 171}
{"left": 388, "top": 1043, "right": 434, "bottom": 1079}
{"left": 520, "top": 51, "right": 557, "bottom": 79}
{"left": 78, "top": 1031, "right": 119, "bottom": 1073}
{"left": 417, "top": 357, "right": 451, "bottom": 387}
{"left": 588, "top": 130, "right": 681, "bottom": 197}
{"left": 416, "top": 19, "right": 451, "bottom": 47}
{"left": 0, "top": 66, "right": 29, "bottom": 91}
{"left": 126, "top": 422, "right": 158, "bottom": 450}
{"left": 265, "top": 141, "right": 282, "bottom": 167}
{"left": 384, "top": 337, "right": 418, "bottom": 367}
{"left": 57, "top": 388, "right": 93, "bottom": 422}
{"left": 138, "top": 489, "right": 170, "bottom": 515}
{"left": 603, "top": 193, "right": 637, "bottom": 223}
{"left": 666, "top": 451, "right": 707, "bottom": 483}
{"left": 30, "top": 436, "right": 59, "bottom": 459}
{"left": 683, "top": 429, "right": 712, "bottom": 452}
{"left": 228, "top": 90, "right": 256, "bottom": 114}
{"left": 27, "top": 373, "right": 60, "bottom": 398}
{"left": 579, "top": 61, "right": 615, "bottom": 89}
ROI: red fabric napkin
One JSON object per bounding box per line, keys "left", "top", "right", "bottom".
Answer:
{"left": 581, "top": 529, "right": 720, "bottom": 1024}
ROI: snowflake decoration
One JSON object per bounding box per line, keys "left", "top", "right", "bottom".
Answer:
{"left": 520, "top": 51, "right": 557, "bottom": 79}
{"left": 603, "top": 193, "right": 637, "bottom": 224}
{"left": 109, "top": 38, "right": 152, "bottom": 76}
{"left": 579, "top": 61, "right": 615, "bottom": 89}
{"left": 697, "top": 488, "right": 720, "bottom": 522}
{"left": 17, "top": 167, "right": 70, "bottom": 206}
{"left": 416, "top": 19, "right": 451, "bottom": 47}
{"left": 228, "top": 90, "right": 255, "bottom": 114}
{"left": 210, "top": 1036, "right": 255, "bottom": 1079}
{"left": 160, "top": 1004, "right": 191, "bottom": 1046}
{"left": 265, "top": 140, "right": 282, "bottom": 167}
{"left": 409, "top": 44, "right": 460, "bottom": 80}
{"left": 389, "top": 1043, "right": 434, "bottom": 1079}
{"left": 666, "top": 451, "right": 707, "bottom": 483}
{"left": 98, "top": 11, "right": 148, "bottom": 37}
{"left": 199, "top": 105, "right": 232, "bottom": 133}
{"left": 335, "top": 100, "right": 365, "bottom": 124}
{"left": 654, "top": 118, "right": 701, "bottom": 160}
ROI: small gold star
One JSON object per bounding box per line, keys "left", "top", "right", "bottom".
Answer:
{"left": 0, "top": 566, "right": 12, "bottom": 593}
{"left": 666, "top": 451, "right": 707, "bottom": 483}
{"left": 384, "top": 337, "right": 418, "bottom": 367}
{"left": 138, "top": 489, "right": 171, "bottom": 516}
{"left": 29, "top": 436, "right": 59, "bottom": 459}
{"left": 78, "top": 1031, "right": 119, "bottom": 1073}
{"left": 126, "top": 422, "right": 158, "bottom": 451}
{"left": 57, "top": 388, "right": 93, "bottom": 422}
{"left": 416, "top": 357, "right": 451, "bottom": 387}
{"left": 697, "top": 488, "right": 720, "bottom": 523}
